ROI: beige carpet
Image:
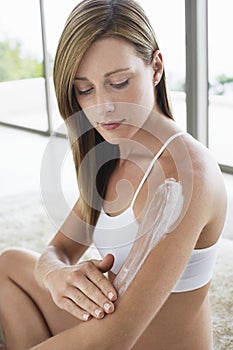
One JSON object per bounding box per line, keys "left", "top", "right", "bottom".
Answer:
{"left": 0, "top": 192, "right": 232, "bottom": 349}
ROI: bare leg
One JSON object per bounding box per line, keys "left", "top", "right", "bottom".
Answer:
{"left": 0, "top": 248, "right": 80, "bottom": 350}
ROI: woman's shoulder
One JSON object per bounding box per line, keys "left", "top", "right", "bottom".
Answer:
{"left": 157, "top": 125, "right": 226, "bottom": 203}
{"left": 162, "top": 127, "right": 222, "bottom": 186}
{"left": 181, "top": 131, "right": 223, "bottom": 183}
{"left": 180, "top": 131, "right": 227, "bottom": 233}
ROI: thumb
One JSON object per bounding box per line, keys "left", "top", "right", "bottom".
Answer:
{"left": 92, "top": 254, "right": 115, "bottom": 273}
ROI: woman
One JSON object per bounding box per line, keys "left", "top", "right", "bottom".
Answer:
{"left": 0, "top": 0, "right": 227, "bottom": 349}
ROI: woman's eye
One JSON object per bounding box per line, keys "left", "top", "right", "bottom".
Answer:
{"left": 78, "top": 87, "right": 93, "bottom": 95}
{"left": 111, "top": 79, "right": 129, "bottom": 89}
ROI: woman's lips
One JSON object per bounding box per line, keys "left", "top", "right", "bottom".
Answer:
{"left": 98, "top": 119, "right": 125, "bottom": 131}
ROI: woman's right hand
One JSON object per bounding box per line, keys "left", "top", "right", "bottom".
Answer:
{"left": 44, "top": 254, "right": 117, "bottom": 321}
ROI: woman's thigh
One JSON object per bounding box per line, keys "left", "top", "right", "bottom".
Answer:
{"left": 0, "top": 248, "right": 81, "bottom": 335}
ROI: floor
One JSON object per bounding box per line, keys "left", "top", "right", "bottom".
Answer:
{"left": 0, "top": 124, "right": 232, "bottom": 239}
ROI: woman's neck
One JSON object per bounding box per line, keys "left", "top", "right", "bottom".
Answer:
{"left": 117, "top": 112, "right": 175, "bottom": 168}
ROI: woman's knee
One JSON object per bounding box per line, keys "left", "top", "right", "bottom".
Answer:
{"left": 0, "top": 248, "right": 19, "bottom": 277}
{"left": 0, "top": 248, "right": 39, "bottom": 279}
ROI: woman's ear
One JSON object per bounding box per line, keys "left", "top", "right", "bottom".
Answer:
{"left": 152, "top": 50, "right": 163, "bottom": 87}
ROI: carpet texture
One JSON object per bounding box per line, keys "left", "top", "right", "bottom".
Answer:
{"left": 0, "top": 192, "right": 232, "bottom": 349}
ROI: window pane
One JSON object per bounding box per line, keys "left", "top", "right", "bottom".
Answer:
{"left": 0, "top": 0, "right": 48, "bottom": 131}
{"left": 137, "top": 0, "right": 186, "bottom": 131}
{"left": 208, "top": 0, "right": 233, "bottom": 166}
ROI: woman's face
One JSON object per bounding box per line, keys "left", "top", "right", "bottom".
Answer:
{"left": 74, "top": 37, "right": 162, "bottom": 143}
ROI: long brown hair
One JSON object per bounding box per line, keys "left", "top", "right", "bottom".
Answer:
{"left": 53, "top": 0, "right": 174, "bottom": 233}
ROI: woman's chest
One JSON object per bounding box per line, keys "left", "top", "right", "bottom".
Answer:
{"left": 103, "top": 157, "right": 174, "bottom": 219}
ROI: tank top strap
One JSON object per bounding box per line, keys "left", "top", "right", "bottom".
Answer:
{"left": 130, "top": 131, "right": 184, "bottom": 208}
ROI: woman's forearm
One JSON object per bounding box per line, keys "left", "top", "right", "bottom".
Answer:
{"left": 28, "top": 324, "right": 91, "bottom": 350}
{"left": 28, "top": 313, "right": 131, "bottom": 350}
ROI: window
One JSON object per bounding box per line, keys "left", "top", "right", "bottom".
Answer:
{"left": 0, "top": 0, "right": 48, "bottom": 131}
{"left": 208, "top": 0, "right": 233, "bottom": 167}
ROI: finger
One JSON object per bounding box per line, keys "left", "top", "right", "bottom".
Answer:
{"left": 98, "top": 254, "right": 115, "bottom": 272}
{"left": 64, "top": 287, "right": 105, "bottom": 319}
{"left": 92, "top": 254, "right": 115, "bottom": 273}
{"left": 83, "top": 261, "right": 117, "bottom": 301}
{"left": 59, "top": 297, "right": 92, "bottom": 322}
{"left": 75, "top": 277, "right": 115, "bottom": 315}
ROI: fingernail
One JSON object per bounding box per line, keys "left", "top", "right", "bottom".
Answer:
{"left": 108, "top": 292, "right": 115, "bottom": 300}
{"left": 104, "top": 302, "right": 112, "bottom": 312}
{"left": 83, "top": 313, "right": 90, "bottom": 321}
{"left": 95, "top": 309, "right": 103, "bottom": 317}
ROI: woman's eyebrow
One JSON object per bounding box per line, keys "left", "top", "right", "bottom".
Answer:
{"left": 74, "top": 67, "right": 131, "bottom": 81}
{"left": 104, "top": 67, "right": 131, "bottom": 77}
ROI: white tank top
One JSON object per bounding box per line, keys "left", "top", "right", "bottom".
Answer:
{"left": 93, "top": 132, "right": 220, "bottom": 292}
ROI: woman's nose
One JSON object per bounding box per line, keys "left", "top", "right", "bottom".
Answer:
{"left": 95, "top": 94, "right": 115, "bottom": 116}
